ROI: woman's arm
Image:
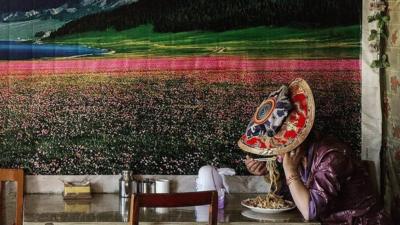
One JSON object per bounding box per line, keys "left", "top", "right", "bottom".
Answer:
{"left": 284, "top": 167, "right": 310, "bottom": 220}
{"left": 283, "top": 150, "right": 310, "bottom": 220}
{"left": 283, "top": 144, "right": 349, "bottom": 221}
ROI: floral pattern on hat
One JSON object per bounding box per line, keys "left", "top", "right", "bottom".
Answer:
{"left": 238, "top": 78, "right": 315, "bottom": 156}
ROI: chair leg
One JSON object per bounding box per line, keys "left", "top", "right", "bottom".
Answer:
{"left": 129, "top": 194, "right": 139, "bottom": 225}
{"left": 0, "top": 170, "right": 24, "bottom": 225}
{"left": 16, "top": 174, "right": 24, "bottom": 225}
{"left": 0, "top": 181, "right": 3, "bottom": 200}
{"left": 209, "top": 191, "right": 218, "bottom": 225}
{"left": 0, "top": 181, "right": 4, "bottom": 225}
{"left": 15, "top": 180, "right": 24, "bottom": 225}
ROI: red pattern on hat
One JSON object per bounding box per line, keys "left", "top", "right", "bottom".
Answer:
{"left": 238, "top": 78, "right": 314, "bottom": 156}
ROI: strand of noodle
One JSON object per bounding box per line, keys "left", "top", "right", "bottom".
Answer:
{"left": 265, "top": 159, "right": 279, "bottom": 194}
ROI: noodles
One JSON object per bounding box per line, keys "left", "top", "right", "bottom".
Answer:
{"left": 244, "top": 157, "right": 293, "bottom": 209}
{"left": 265, "top": 158, "right": 280, "bottom": 194}
{"left": 243, "top": 192, "right": 293, "bottom": 209}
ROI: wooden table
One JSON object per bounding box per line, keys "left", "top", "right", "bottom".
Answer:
{"left": 10, "top": 193, "right": 320, "bottom": 225}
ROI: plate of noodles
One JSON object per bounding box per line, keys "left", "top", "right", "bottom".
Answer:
{"left": 241, "top": 156, "right": 296, "bottom": 213}
{"left": 241, "top": 193, "right": 296, "bottom": 214}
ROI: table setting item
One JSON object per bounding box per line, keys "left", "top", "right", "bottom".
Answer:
{"left": 138, "top": 178, "right": 155, "bottom": 193}
{"left": 61, "top": 177, "right": 92, "bottom": 200}
{"left": 241, "top": 209, "right": 298, "bottom": 221}
{"left": 155, "top": 179, "right": 170, "bottom": 214}
{"left": 119, "top": 170, "right": 136, "bottom": 198}
{"left": 241, "top": 197, "right": 296, "bottom": 214}
{"left": 155, "top": 179, "right": 170, "bottom": 193}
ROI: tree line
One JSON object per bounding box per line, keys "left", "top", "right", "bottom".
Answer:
{"left": 50, "top": 0, "right": 361, "bottom": 38}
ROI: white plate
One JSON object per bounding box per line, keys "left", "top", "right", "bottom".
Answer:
{"left": 241, "top": 209, "right": 298, "bottom": 221}
{"left": 241, "top": 199, "right": 296, "bottom": 214}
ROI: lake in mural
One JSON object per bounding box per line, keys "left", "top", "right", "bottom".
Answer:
{"left": 0, "top": 41, "right": 108, "bottom": 59}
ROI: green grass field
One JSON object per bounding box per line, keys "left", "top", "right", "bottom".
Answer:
{"left": 51, "top": 24, "right": 361, "bottom": 59}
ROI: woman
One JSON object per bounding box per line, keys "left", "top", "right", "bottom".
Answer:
{"left": 238, "top": 79, "right": 391, "bottom": 224}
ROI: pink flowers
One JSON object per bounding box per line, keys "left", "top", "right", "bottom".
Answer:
{"left": 0, "top": 57, "right": 359, "bottom": 78}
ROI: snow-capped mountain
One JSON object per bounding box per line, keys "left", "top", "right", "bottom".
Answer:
{"left": 46, "top": 4, "right": 69, "bottom": 16}
{"left": 2, "top": 11, "right": 41, "bottom": 22}
{"left": 80, "top": 0, "right": 107, "bottom": 7}
{"left": 1, "top": 0, "right": 137, "bottom": 22}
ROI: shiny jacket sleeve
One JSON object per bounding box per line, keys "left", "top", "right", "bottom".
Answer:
{"left": 307, "top": 148, "right": 350, "bottom": 220}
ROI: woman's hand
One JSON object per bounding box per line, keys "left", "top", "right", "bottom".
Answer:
{"left": 283, "top": 147, "right": 303, "bottom": 173}
{"left": 244, "top": 155, "right": 267, "bottom": 176}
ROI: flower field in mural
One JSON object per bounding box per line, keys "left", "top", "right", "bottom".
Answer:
{"left": 0, "top": 57, "right": 360, "bottom": 175}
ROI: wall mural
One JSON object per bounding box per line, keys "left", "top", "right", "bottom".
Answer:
{"left": 0, "top": 0, "right": 361, "bottom": 175}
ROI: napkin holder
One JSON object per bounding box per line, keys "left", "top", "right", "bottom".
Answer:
{"left": 63, "top": 180, "right": 92, "bottom": 200}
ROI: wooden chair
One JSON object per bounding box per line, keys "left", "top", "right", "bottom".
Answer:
{"left": 129, "top": 191, "right": 218, "bottom": 225}
{"left": 0, "top": 169, "right": 24, "bottom": 225}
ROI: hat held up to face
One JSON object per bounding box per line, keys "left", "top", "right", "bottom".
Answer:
{"left": 238, "top": 78, "right": 315, "bottom": 156}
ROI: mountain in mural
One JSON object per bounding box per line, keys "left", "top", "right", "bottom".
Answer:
{"left": 1, "top": 0, "right": 137, "bottom": 22}
{"left": 49, "top": 0, "right": 361, "bottom": 38}
{"left": 0, "top": 0, "right": 137, "bottom": 40}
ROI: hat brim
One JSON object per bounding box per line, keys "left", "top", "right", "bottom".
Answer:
{"left": 238, "top": 78, "right": 315, "bottom": 156}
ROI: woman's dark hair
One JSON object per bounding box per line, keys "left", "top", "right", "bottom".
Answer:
{"left": 301, "top": 129, "right": 319, "bottom": 150}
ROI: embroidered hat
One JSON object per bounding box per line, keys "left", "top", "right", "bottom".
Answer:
{"left": 238, "top": 78, "right": 315, "bottom": 156}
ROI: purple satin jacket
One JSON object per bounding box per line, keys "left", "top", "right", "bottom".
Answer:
{"left": 282, "top": 136, "right": 392, "bottom": 225}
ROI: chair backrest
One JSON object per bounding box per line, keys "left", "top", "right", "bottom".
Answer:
{"left": 129, "top": 191, "right": 218, "bottom": 225}
{"left": 0, "top": 169, "right": 24, "bottom": 225}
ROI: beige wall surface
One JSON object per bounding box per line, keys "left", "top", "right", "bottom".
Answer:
{"left": 361, "top": 1, "right": 400, "bottom": 221}
{"left": 362, "top": 0, "right": 383, "bottom": 188}
{"left": 384, "top": 0, "right": 400, "bottom": 222}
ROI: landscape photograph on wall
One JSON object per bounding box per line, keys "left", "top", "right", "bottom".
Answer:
{"left": 0, "top": 0, "right": 361, "bottom": 175}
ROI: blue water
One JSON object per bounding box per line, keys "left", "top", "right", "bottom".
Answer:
{"left": 0, "top": 41, "right": 108, "bottom": 60}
